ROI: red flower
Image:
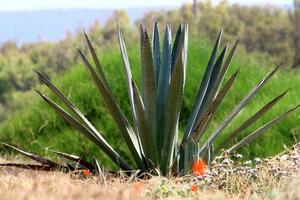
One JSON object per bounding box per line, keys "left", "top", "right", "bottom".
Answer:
{"left": 82, "top": 169, "right": 91, "bottom": 176}
{"left": 192, "top": 159, "right": 206, "bottom": 176}
{"left": 131, "top": 181, "right": 144, "bottom": 194}
{"left": 191, "top": 184, "right": 198, "bottom": 192}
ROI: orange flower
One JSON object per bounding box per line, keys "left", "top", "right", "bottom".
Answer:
{"left": 82, "top": 169, "right": 91, "bottom": 176}
{"left": 192, "top": 159, "right": 206, "bottom": 176}
{"left": 191, "top": 184, "right": 198, "bottom": 192}
{"left": 131, "top": 181, "right": 144, "bottom": 194}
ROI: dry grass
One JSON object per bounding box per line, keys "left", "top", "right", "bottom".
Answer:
{"left": 0, "top": 169, "right": 235, "bottom": 200}
{"left": 0, "top": 144, "right": 300, "bottom": 200}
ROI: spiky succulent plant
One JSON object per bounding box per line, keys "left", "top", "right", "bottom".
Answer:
{"left": 1, "top": 23, "right": 299, "bottom": 176}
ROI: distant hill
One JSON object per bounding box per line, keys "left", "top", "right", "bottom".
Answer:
{"left": 0, "top": 3, "right": 292, "bottom": 45}
{"left": 0, "top": 8, "right": 169, "bottom": 44}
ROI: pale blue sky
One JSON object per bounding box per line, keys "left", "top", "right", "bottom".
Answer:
{"left": 0, "top": 0, "right": 293, "bottom": 11}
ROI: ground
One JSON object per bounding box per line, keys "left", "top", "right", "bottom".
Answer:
{"left": 0, "top": 144, "right": 300, "bottom": 200}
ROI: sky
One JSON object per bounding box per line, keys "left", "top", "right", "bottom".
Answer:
{"left": 0, "top": 0, "right": 293, "bottom": 11}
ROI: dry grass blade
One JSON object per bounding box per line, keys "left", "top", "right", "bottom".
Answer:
{"left": 93, "top": 159, "right": 105, "bottom": 181}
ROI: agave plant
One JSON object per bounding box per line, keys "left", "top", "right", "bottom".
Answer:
{"left": 1, "top": 23, "right": 299, "bottom": 176}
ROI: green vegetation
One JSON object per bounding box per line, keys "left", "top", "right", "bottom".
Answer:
{"left": 139, "top": 1, "right": 297, "bottom": 67}
{"left": 0, "top": 25, "right": 299, "bottom": 171}
{"left": 2, "top": 1, "right": 300, "bottom": 124}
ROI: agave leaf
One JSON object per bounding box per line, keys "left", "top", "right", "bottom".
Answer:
{"left": 140, "top": 24, "right": 157, "bottom": 163}
{"left": 117, "top": 26, "right": 152, "bottom": 169}
{"left": 50, "top": 149, "right": 94, "bottom": 171}
{"left": 191, "top": 112, "right": 213, "bottom": 141}
{"left": 77, "top": 49, "right": 144, "bottom": 169}
{"left": 83, "top": 31, "right": 110, "bottom": 89}
{"left": 36, "top": 69, "right": 139, "bottom": 168}
{"left": 181, "top": 138, "right": 197, "bottom": 174}
{"left": 0, "top": 163, "right": 62, "bottom": 171}
{"left": 1, "top": 143, "right": 62, "bottom": 168}
{"left": 199, "top": 64, "right": 282, "bottom": 155}
{"left": 156, "top": 24, "right": 173, "bottom": 156}
{"left": 36, "top": 67, "right": 143, "bottom": 169}
{"left": 191, "top": 41, "right": 238, "bottom": 143}
{"left": 214, "top": 40, "right": 239, "bottom": 93}
{"left": 171, "top": 24, "right": 182, "bottom": 71}
{"left": 182, "top": 30, "right": 223, "bottom": 143}
{"left": 190, "top": 70, "right": 240, "bottom": 143}
{"left": 190, "top": 45, "right": 228, "bottom": 142}
{"left": 132, "top": 80, "right": 156, "bottom": 165}
{"left": 170, "top": 141, "right": 180, "bottom": 174}
{"left": 217, "top": 90, "right": 289, "bottom": 151}
{"left": 161, "top": 26, "right": 187, "bottom": 174}
{"left": 228, "top": 104, "right": 300, "bottom": 153}
{"left": 209, "top": 70, "right": 240, "bottom": 115}
{"left": 36, "top": 90, "right": 132, "bottom": 171}
{"left": 183, "top": 24, "right": 189, "bottom": 67}
{"left": 152, "top": 22, "right": 161, "bottom": 82}
{"left": 207, "top": 144, "right": 213, "bottom": 166}
{"left": 197, "top": 40, "right": 238, "bottom": 128}
{"left": 35, "top": 71, "right": 100, "bottom": 135}
{"left": 117, "top": 26, "right": 139, "bottom": 132}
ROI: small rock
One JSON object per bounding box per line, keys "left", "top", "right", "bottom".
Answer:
{"left": 234, "top": 154, "right": 243, "bottom": 159}
{"left": 254, "top": 158, "right": 262, "bottom": 164}
{"left": 280, "top": 154, "right": 289, "bottom": 161}
{"left": 243, "top": 160, "right": 252, "bottom": 166}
